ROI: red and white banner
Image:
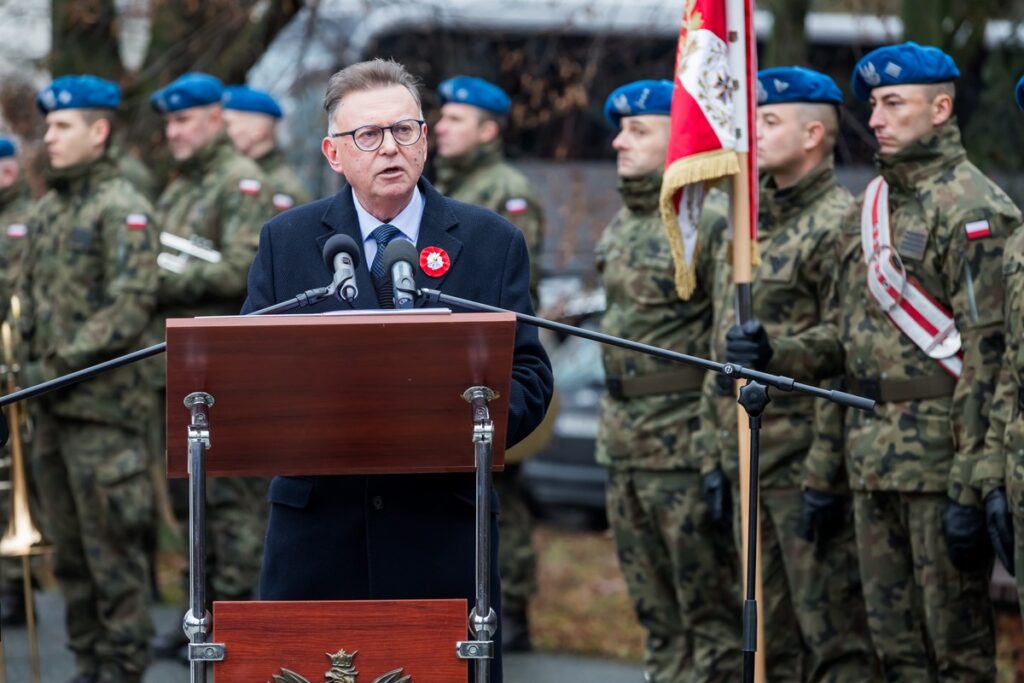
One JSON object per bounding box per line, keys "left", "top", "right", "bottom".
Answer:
{"left": 660, "top": 0, "right": 758, "bottom": 299}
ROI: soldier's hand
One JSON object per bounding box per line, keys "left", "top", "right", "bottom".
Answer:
{"left": 797, "top": 488, "right": 846, "bottom": 546}
{"left": 702, "top": 468, "right": 731, "bottom": 530}
{"left": 724, "top": 320, "right": 773, "bottom": 371}
{"left": 941, "top": 500, "right": 991, "bottom": 573}
{"left": 985, "top": 488, "right": 1014, "bottom": 576}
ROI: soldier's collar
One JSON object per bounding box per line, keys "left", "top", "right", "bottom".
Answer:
{"left": 44, "top": 154, "right": 116, "bottom": 194}
{"left": 0, "top": 178, "right": 27, "bottom": 209}
{"left": 761, "top": 161, "right": 837, "bottom": 221}
{"left": 875, "top": 118, "right": 966, "bottom": 191}
{"left": 434, "top": 138, "right": 504, "bottom": 180}
{"left": 618, "top": 170, "right": 662, "bottom": 214}
{"left": 175, "top": 133, "right": 232, "bottom": 176}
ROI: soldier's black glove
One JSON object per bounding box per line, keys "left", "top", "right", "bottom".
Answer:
{"left": 797, "top": 488, "right": 846, "bottom": 546}
{"left": 941, "top": 500, "right": 991, "bottom": 573}
{"left": 702, "top": 468, "right": 731, "bottom": 530}
{"left": 985, "top": 488, "right": 1014, "bottom": 576}
{"left": 724, "top": 319, "right": 773, "bottom": 371}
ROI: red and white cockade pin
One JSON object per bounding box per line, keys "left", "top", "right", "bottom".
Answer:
{"left": 419, "top": 246, "right": 451, "bottom": 277}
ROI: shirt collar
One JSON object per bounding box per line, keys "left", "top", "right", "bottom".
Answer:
{"left": 353, "top": 185, "right": 424, "bottom": 247}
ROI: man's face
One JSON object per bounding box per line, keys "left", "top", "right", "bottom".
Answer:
{"left": 43, "top": 110, "right": 106, "bottom": 169}
{"left": 322, "top": 85, "right": 427, "bottom": 212}
{"left": 611, "top": 115, "right": 670, "bottom": 178}
{"left": 868, "top": 84, "right": 943, "bottom": 154}
{"left": 0, "top": 159, "right": 19, "bottom": 190}
{"left": 223, "top": 109, "right": 276, "bottom": 158}
{"left": 434, "top": 103, "right": 491, "bottom": 158}
{"left": 756, "top": 104, "right": 806, "bottom": 175}
{"left": 164, "top": 105, "right": 222, "bottom": 161}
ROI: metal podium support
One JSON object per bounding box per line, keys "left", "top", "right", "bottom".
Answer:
{"left": 182, "top": 391, "right": 225, "bottom": 682}
{"left": 457, "top": 386, "right": 499, "bottom": 683}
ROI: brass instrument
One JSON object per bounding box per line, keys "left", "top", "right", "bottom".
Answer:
{"left": 0, "top": 297, "right": 51, "bottom": 683}
{"left": 157, "top": 231, "right": 222, "bottom": 274}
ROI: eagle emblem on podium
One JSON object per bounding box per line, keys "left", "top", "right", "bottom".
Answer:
{"left": 270, "top": 649, "right": 412, "bottom": 683}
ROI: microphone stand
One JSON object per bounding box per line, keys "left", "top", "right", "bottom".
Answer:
{"left": 417, "top": 287, "right": 873, "bottom": 682}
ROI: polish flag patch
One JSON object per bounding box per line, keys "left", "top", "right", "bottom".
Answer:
{"left": 6, "top": 223, "right": 27, "bottom": 239}
{"left": 964, "top": 219, "right": 992, "bottom": 240}
{"left": 239, "top": 178, "right": 262, "bottom": 196}
{"left": 272, "top": 193, "right": 294, "bottom": 211}
{"left": 505, "top": 198, "right": 528, "bottom": 215}
{"left": 126, "top": 214, "right": 148, "bottom": 230}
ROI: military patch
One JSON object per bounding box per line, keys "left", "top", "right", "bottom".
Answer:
{"left": 239, "top": 178, "right": 262, "bottom": 196}
{"left": 964, "top": 219, "right": 992, "bottom": 240}
{"left": 272, "top": 193, "right": 294, "bottom": 211}
{"left": 125, "top": 213, "right": 148, "bottom": 230}
{"left": 897, "top": 228, "right": 929, "bottom": 261}
{"left": 6, "top": 223, "right": 26, "bottom": 239}
{"left": 505, "top": 198, "right": 528, "bottom": 215}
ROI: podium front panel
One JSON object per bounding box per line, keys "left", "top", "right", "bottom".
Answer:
{"left": 212, "top": 599, "right": 467, "bottom": 682}
{"left": 166, "top": 312, "right": 515, "bottom": 478}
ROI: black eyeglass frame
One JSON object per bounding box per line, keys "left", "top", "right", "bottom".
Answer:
{"left": 329, "top": 118, "right": 426, "bottom": 151}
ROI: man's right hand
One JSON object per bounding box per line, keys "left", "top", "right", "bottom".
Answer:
{"left": 941, "top": 499, "right": 992, "bottom": 573}
{"left": 797, "top": 488, "right": 846, "bottom": 546}
{"left": 724, "top": 319, "right": 773, "bottom": 370}
{"left": 702, "top": 468, "right": 731, "bottom": 530}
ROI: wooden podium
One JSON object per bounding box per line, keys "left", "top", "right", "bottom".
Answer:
{"left": 164, "top": 311, "right": 516, "bottom": 683}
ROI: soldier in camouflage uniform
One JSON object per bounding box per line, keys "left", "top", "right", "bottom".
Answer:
{"left": 19, "top": 75, "right": 159, "bottom": 683}
{"left": 728, "top": 43, "right": 1019, "bottom": 680}
{"left": 702, "top": 67, "right": 875, "bottom": 682}
{"left": 146, "top": 73, "right": 275, "bottom": 660}
{"left": 0, "top": 136, "right": 37, "bottom": 626}
{"left": 222, "top": 85, "right": 312, "bottom": 212}
{"left": 433, "top": 75, "right": 547, "bottom": 651}
{"left": 596, "top": 80, "right": 740, "bottom": 683}
{"left": 977, "top": 75, "right": 1024, "bottom": 625}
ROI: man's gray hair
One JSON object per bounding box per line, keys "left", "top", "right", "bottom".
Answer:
{"left": 324, "top": 58, "right": 423, "bottom": 135}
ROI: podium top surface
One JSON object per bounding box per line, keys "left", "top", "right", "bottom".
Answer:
{"left": 165, "top": 311, "right": 515, "bottom": 478}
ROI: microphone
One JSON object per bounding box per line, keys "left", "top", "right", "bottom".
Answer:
{"left": 382, "top": 239, "right": 418, "bottom": 309}
{"left": 322, "top": 234, "right": 361, "bottom": 303}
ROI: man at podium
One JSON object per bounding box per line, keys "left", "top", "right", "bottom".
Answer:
{"left": 240, "top": 59, "right": 553, "bottom": 682}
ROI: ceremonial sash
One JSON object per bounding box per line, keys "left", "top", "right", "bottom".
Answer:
{"left": 861, "top": 176, "right": 963, "bottom": 378}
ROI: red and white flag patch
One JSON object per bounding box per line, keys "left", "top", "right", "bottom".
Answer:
{"left": 964, "top": 219, "right": 991, "bottom": 240}
{"left": 239, "top": 178, "right": 262, "bottom": 196}
{"left": 272, "top": 193, "right": 294, "bottom": 211}
{"left": 6, "top": 223, "right": 27, "bottom": 239}
{"left": 126, "top": 214, "right": 148, "bottom": 230}
{"left": 505, "top": 198, "right": 528, "bottom": 215}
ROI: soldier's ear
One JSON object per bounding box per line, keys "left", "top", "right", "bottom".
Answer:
{"left": 930, "top": 92, "right": 953, "bottom": 127}
{"left": 803, "top": 120, "right": 826, "bottom": 153}
{"left": 89, "top": 117, "right": 112, "bottom": 150}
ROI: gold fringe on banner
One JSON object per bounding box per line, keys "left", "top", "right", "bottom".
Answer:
{"left": 660, "top": 148, "right": 739, "bottom": 300}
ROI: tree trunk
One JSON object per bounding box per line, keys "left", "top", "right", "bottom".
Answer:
{"left": 764, "top": 0, "right": 811, "bottom": 67}
{"left": 49, "top": 0, "right": 123, "bottom": 78}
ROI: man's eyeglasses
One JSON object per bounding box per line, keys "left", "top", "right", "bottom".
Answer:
{"left": 330, "top": 119, "right": 426, "bottom": 152}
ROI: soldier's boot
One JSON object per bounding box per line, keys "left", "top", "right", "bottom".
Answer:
{"left": 0, "top": 589, "right": 26, "bottom": 626}
{"left": 150, "top": 615, "right": 188, "bottom": 658}
{"left": 64, "top": 673, "right": 97, "bottom": 683}
{"left": 501, "top": 609, "right": 531, "bottom": 653}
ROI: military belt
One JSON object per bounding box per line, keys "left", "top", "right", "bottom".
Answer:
{"left": 846, "top": 374, "right": 956, "bottom": 403}
{"left": 606, "top": 367, "right": 705, "bottom": 400}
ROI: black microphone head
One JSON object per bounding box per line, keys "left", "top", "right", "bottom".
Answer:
{"left": 322, "top": 233, "right": 361, "bottom": 270}
{"left": 382, "top": 238, "right": 418, "bottom": 273}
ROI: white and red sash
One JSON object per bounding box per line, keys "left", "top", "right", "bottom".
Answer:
{"left": 861, "top": 176, "right": 963, "bottom": 377}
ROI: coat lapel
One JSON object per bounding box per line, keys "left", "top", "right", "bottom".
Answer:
{"left": 316, "top": 186, "right": 379, "bottom": 310}
{"left": 413, "top": 179, "right": 462, "bottom": 306}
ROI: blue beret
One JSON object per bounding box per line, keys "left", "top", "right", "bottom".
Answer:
{"left": 851, "top": 42, "right": 959, "bottom": 101}
{"left": 438, "top": 76, "right": 511, "bottom": 115}
{"left": 150, "top": 73, "right": 224, "bottom": 114}
{"left": 604, "top": 79, "right": 674, "bottom": 127}
{"left": 222, "top": 86, "right": 283, "bottom": 118}
{"left": 36, "top": 75, "right": 120, "bottom": 114}
{"left": 0, "top": 138, "right": 14, "bottom": 159}
{"left": 757, "top": 67, "right": 842, "bottom": 106}
{"left": 1016, "top": 75, "right": 1024, "bottom": 112}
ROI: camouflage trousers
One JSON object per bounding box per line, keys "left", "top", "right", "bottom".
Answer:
{"left": 853, "top": 491, "right": 994, "bottom": 681}
{"left": 738, "top": 488, "right": 876, "bottom": 683}
{"left": 31, "top": 411, "right": 154, "bottom": 680}
{"left": 493, "top": 464, "right": 536, "bottom": 620}
{"left": 607, "top": 468, "right": 741, "bottom": 683}
{"left": 154, "top": 392, "right": 269, "bottom": 602}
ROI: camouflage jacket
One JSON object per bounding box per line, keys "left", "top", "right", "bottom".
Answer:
{"left": 0, "top": 179, "right": 32, "bottom": 317}
{"left": 148, "top": 135, "right": 272, "bottom": 338}
{"left": 17, "top": 156, "right": 158, "bottom": 431}
{"left": 594, "top": 172, "right": 715, "bottom": 470}
{"left": 256, "top": 147, "right": 312, "bottom": 213}
{"left": 771, "top": 122, "right": 1020, "bottom": 504}
{"left": 698, "top": 164, "right": 850, "bottom": 490}
{"left": 434, "top": 140, "right": 544, "bottom": 300}
{"left": 978, "top": 228, "right": 1024, "bottom": 496}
